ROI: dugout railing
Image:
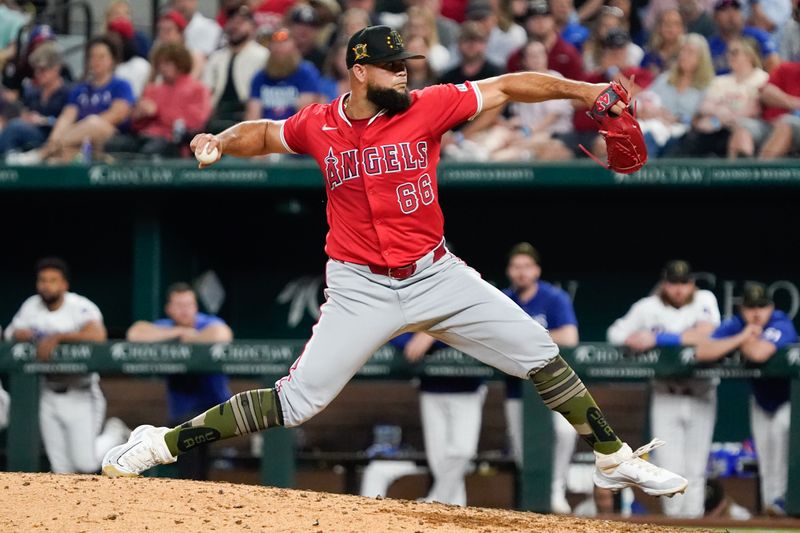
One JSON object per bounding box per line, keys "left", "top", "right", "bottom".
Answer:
{"left": 1, "top": 342, "right": 798, "bottom": 516}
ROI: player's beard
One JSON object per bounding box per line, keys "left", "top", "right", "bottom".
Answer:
{"left": 366, "top": 83, "right": 411, "bottom": 116}
{"left": 38, "top": 291, "right": 62, "bottom": 306}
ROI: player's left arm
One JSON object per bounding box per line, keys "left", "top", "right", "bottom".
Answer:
{"left": 740, "top": 338, "right": 777, "bottom": 363}
{"left": 180, "top": 323, "right": 234, "bottom": 343}
{"left": 36, "top": 321, "right": 107, "bottom": 361}
{"left": 476, "top": 72, "right": 624, "bottom": 115}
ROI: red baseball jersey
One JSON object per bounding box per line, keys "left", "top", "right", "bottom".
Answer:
{"left": 280, "top": 81, "right": 483, "bottom": 268}
{"left": 762, "top": 62, "right": 800, "bottom": 122}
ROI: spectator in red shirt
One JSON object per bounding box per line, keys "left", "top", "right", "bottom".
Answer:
{"left": 127, "top": 43, "right": 211, "bottom": 157}
{"left": 728, "top": 61, "right": 800, "bottom": 158}
{"left": 507, "top": 0, "right": 584, "bottom": 80}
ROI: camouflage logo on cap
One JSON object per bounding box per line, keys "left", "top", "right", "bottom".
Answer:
{"left": 387, "top": 30, "right": 404, "bottom": 49}
{"left": 352, "top": 43, "right": 369, "bottom": 60}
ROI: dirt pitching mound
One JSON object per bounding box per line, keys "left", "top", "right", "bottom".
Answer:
{"left": 0, "top": 472, "right": 699, "bottom": 532}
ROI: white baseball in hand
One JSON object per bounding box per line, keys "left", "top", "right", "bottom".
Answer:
{"left": 195, "top": 145, "right": 220, "bottom": 165}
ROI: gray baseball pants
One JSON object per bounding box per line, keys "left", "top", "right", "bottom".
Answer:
{"left": 275, "top": 246, "right": 559, "bottom": 427}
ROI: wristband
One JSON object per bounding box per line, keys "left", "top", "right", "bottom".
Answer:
{"left": 655, "top": 332, "right": 682, "bottom": 346}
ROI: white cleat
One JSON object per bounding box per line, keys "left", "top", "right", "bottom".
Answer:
{"left": 593, "top": 438, "right": 688, "bottom": 497}
{"left": 102, "top": 424, "right": 177, "bottom": 477}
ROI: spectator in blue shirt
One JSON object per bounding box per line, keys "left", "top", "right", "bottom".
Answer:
{"left": 696, "top": 282, "right": 798, "bottom": 516}
{"left": 126, "top": 282, "right": 233, "bottom": 480}
{"left": 708, "top": 0, "right": 781, "bottom": 74}
{"left": 1, "top": 43, "right": 70, "bottom": 158}
{"left": 245, "top": 27, "right": 320, "bottom": 122}
{"left": 502, "top": 242, "right": 578, "bottom": 514}
{"left": 38, "top": 36, "right": 135, "bottom": 162}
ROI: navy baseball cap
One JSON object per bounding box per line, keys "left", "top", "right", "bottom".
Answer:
{"left": 346, "top": 26, "right": 425, "bottom": 69}
{"left": 742, "top": 282, "right": 772, "bottom": 308}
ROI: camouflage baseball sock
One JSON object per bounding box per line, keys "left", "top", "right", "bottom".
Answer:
{"left": 163, "top": 388, "right": 284, "bottom": 456}
{"left": 529, "top": 355, "right": 622, "bottom": 455}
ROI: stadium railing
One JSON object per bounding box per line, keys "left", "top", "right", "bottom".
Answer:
{"left": 1, "top": 341, "right": 798, "bottom": 516}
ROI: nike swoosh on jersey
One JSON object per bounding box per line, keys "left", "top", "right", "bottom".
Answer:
{"left": 322, "top": 125, "right": 337, "bottom": 131}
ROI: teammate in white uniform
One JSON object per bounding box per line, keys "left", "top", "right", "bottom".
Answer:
{"left": 3, "top": 257, "right": 124, "bottom": 473}
{"left": 102, "top": 26, "right": 688, "bottom": 502}
{"left": 607, "top": 260, "right": 720, "bottom": 517}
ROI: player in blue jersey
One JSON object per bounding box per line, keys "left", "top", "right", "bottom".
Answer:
{"left": 503, "top": 242, "right": 578, "bottom": 514}
{"left": 696, "top": 282, "right": 798, "bottom": 516}
{"left": 126, "top": 282, "right": 233, "bottom": 480}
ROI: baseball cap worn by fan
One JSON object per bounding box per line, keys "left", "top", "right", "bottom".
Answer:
{"left": 466, "top": 2, "right": 493, "bottom": 20}
{"left": 714, "top": 0, "right": 742, "bottom": 10}
{"left": 161, "top": 10, "right": 188, "bottom": 32}
{"left": 226, "top": 4, "right": 255, "bottom": 22}
{"left": 107, "top": 17, "right": 135, "bottom": 40}
{"left": 527, "top": 0, "right": 551, "bottom": 18}
{"left": 742, "top": 282, "right": 772, "bottom": 308}
{"left": 346, "top": 26, "right": 426, "bottom": 69}
{"left": 290, "top": 4, "right": 320, "bottom": 26}
{"left": 662, "top": 260, "right": 693, "bottom": 283}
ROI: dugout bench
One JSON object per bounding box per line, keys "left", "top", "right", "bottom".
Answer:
{"left": 1, "top": 342, "right": 798, "bottom": 516}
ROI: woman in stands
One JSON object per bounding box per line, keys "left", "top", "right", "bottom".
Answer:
{"left": 37, "top": 36, "right": 134, "bottom": 163}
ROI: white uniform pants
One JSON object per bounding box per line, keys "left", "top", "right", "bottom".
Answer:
{"left": 750, "top": 398, "right": 790, "bottom": 509}
{"left": 275, "top": 252, "right": 558, "bottom": 427}
{"left": 420, "top": 387, "right": 486, "bottom": 506}
{"left": 505, "top": 398, "right": 576, "bottom": 507}
{"left": 650, "top": 389, "right": 716, "bottom": 518}
{"left": 39, "top": 376, "right": 106, "bottom": 473}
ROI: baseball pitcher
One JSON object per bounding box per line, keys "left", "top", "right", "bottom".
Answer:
{"left": 103, "top": 26, "right": 684, "bottom": 499}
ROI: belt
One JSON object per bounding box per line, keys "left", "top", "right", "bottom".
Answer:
{"left": 45, "top": 382, "right": 92, "bottom": 394}
{"left": 368, "top": 241, "right": 447, "bottom": 280}
{"left": 666, "top": 385, "right": 695, "bottom": 396}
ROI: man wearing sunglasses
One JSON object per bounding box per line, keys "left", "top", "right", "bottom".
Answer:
{"left": 104, "top": 25, "right": 688, "bottom": 505}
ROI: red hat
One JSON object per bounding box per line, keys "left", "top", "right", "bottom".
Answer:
{"left": 107, "top": 17, "right": 135, "bottom": 40}
{"left": 160, "top": 10, "right": 188, "bottom": 32}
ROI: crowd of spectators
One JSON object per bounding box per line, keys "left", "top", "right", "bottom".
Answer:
{"left": 3, "top": 0, "right": 800, "bottom": 163}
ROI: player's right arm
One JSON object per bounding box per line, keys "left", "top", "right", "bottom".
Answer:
{"left": 4, "top": 298, "right": 35, "bottom": 341}
{"left": 190, "top": 119, "right": 292, "bottom": 168}
{"left": 126, "top": 321, "right": 189, "bottom": 342}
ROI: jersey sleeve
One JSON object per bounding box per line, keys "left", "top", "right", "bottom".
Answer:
{"left": 111, "top": 78, "right": 135, "bottom": 105}
{"left": 415, "top": 81, "right": 483, "bottom": 136}
{"left": 699, "top": 291, "right": 722, "bottom": 326}
{"left": 762, "top": 318, "right": 798, "bottom": 349}
{"left": 549, "top": 291, "right": 578, "bottom": 329}
{"left": 67, "top": 84, "right": 82, "bottom": 106}
{"left": 606, "top": 299, "right": 647, "bottom": 345}
{"left": 75, "top": 297, "right": 104, "bottom": 327}
{"left": 280, "top": 103, "right": 321, "bottom": 154}
{"left": 3, "top": 299, "right": 33, "bottom": 340}
{"left": 711, "top": 317, "right": 743, "bottom": 339}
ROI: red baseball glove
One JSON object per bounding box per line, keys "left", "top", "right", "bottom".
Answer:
{"left": 580, "top": 81, "right": 647, "bottom": 174}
